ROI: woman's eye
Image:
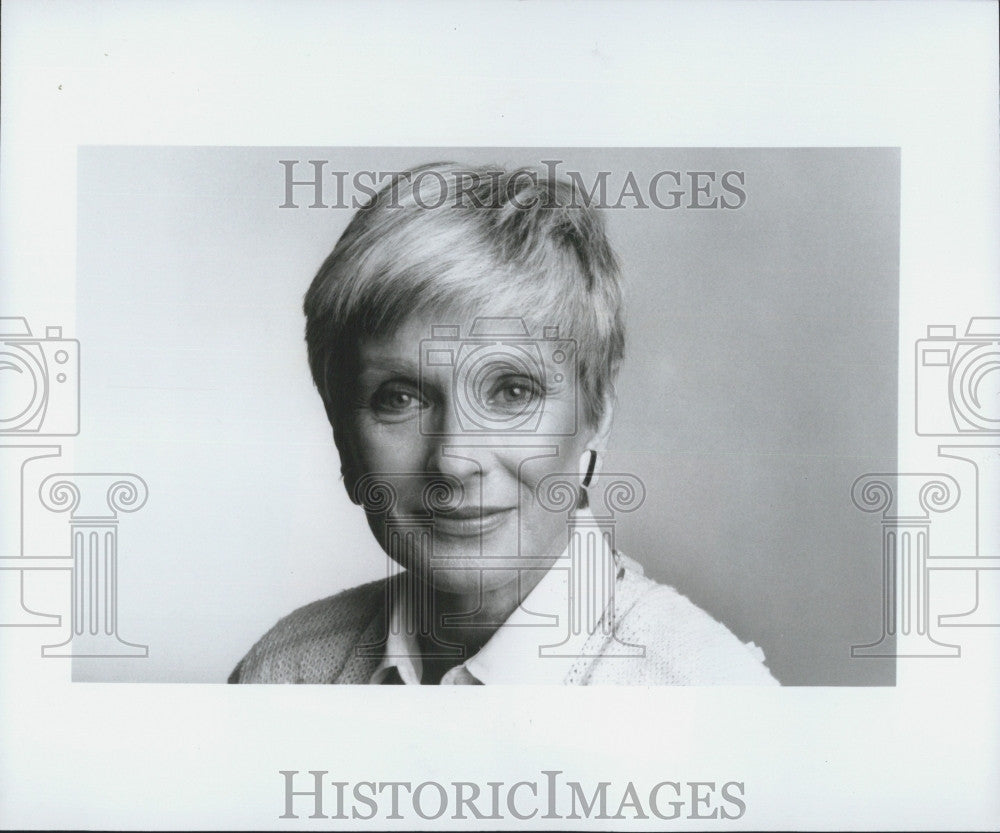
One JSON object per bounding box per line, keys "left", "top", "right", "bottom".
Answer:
{"left": 486, "top": 378, "right": 539, "bottom": 410}
{"left": 499, "top": 384, "right": 530, "bottom": 403}
{"left": 371, "top": 385, "right": 423, "bottom": 415}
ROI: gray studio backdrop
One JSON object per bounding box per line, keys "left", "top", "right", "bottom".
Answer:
{"left": 68, "top": 147, "right": 898, "bottom": 684}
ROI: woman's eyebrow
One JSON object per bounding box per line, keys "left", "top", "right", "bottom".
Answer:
{"left": 357, "top": 353, "right": 421, "bottom": 375}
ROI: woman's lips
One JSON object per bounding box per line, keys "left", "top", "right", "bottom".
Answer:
{"left": 431, "top": 506, "right": 515, "bottom": 537}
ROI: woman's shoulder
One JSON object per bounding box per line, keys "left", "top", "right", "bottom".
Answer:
{"left": 227, "top": 578, "right": 389, "bottom": 684}
{"left": 576, "top": 554, "right": 780, "bottom": 685}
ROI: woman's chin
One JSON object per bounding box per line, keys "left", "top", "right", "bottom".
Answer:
{"left": 395, "top": 550, "right": 563, "bottom": 597}
{"left": 421, "top": 568, "right": 517, "bottom": 597}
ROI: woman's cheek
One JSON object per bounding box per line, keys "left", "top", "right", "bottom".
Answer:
{"left": 359, "top": 424, "right": 425, "bottom": 472}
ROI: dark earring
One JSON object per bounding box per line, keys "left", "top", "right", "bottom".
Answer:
{"left": 577, "top": 450, "right": 597, "bottom": 511}
{"left": 582, "top": 449, "right": 597, "bottom": 488}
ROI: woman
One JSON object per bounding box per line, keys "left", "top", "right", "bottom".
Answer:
{"left": 229, "top": 162, "right": 778, "bottom": 685}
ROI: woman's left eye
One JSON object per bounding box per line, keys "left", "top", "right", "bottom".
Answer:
{"left": 486, "top": 378, "right": 540, "bottom": 410}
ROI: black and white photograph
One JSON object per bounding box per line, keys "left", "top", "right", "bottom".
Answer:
{"left": 68, "top": 147, "right": 899, "bottom": 688}
{"left": 1, "top": 1, "right": 997, "bottom": 830}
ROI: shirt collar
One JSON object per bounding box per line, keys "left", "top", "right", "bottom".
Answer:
{"left": 369, "top": 508, "right": 620, "bottom": 685}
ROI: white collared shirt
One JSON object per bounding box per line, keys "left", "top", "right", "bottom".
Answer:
{"left": 369, "top": 509, "right": 616, "bottom": 685}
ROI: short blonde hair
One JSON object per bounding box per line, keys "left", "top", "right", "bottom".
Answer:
{"left": 304, "top": 161, "right": 625, "bottom": 428}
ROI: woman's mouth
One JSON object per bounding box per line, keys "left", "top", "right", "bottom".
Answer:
{"left": 431, "top": 506, "right": 515, "bottom": 537}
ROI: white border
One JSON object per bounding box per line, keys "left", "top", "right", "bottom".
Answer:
{"left": 2, "top": 1, "right": 998, "bottom": 829}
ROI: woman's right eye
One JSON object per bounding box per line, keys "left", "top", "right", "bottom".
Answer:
{"left": 370, "top": 384, "right": 424, "bottom": 417}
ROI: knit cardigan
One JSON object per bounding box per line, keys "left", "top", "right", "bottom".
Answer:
{"left": 228, "top": 556, "right": 779, "bottom": 685}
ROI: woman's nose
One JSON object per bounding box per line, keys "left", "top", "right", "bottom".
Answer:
{"left": 422, "top": 395, "right": 500, "bottom": 478}
{"left": 425, "top": 441, "right": 485, "bottom": 480}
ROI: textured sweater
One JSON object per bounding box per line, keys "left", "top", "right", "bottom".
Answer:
{"left": 229, "top": 556, "right": 779, "bottom": 685}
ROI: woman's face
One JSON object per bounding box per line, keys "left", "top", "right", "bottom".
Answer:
{"left": 341, "top": 310, "right": 605, "bottom": 595}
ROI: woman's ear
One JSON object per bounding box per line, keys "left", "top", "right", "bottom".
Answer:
{"left": 587, "top": 389, "right": 616, "bottom": 456}
{"left": 578, "top": 390, "right": 615, "bottom": 487}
